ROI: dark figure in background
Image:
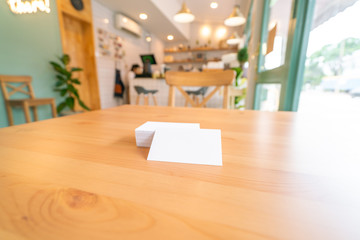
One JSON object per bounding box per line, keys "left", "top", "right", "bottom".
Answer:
{"left": 129, "top": 64, "right": 143, "bottom": 79}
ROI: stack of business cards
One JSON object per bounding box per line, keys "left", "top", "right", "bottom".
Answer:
{"left": 135, "top": 121, "right": 223, "bottom": 166}
{"left": 135, "top": 121, "right": 200, "bottom": 147}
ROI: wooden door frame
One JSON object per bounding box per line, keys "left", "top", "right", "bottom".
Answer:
{"left": 56, "top": 0, "right": 101, "bottom": 110}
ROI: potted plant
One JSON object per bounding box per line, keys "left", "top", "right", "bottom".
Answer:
{"left": 50, "top": 54, "right": 90, "bottom": 115}
{"left": 237, "top": 46, "right": 249, "bottom": 70}
{"left": 232, "top": 47, "right": 249, "bottom": 86}
{"left": 232, "top": 47, "right": 249, "bottom": 109}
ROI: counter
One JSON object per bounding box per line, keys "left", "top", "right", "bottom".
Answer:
{"left": 129, "top": 77, "right": 224, "bottom": 108}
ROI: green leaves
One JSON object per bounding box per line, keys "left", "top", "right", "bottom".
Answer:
{"left": 231, "top": 67, "right": 243, "bottom": 86}
{"left": 60, "top": 89, "right": 67, "bottom": 96}
{"left": 59, "top": 54, "right": 70, "bottom": 65}
{"left": 65, "top": 97, "right": 75, "bottom": 110}
{"left": 71, "top": 79, "right": 81, "bottom": 85}
{"left": 57, "top": 102, "right": 67, "bottom": 114}
{"left": 237, "top": 47, "right": 249, "bottom": 64}
{"left": 55, "top": 81, "right": 65, "bottom": 87}
{"left": 77, "top": 99, "right": 90, "bottom": 111}
{"left": 67, "top": 84, "right": 77, "bottom": 94}
{"left": 71, "top": 67, "right": 83, "bottom": 72}
{"left": 50, "top": 61, "right": 71, "bottom": 78}
{"left": 50, "top": 54, "right": 89, "bottom": 114}
{"left": 56, "top": 75, "right": 65, "bottom": 82}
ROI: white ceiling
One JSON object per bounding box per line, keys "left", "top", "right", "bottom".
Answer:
{"left": 97, "top": 0, "right": 187, "bottom": 41}
{"left": 96, "top": 0, "right": 355, "bottom": 43}
{"left": 97, "top": 0, "right": 251, "bottom": 42}
{"left": 186, "top": 0, "right": 250, "bottom": 24}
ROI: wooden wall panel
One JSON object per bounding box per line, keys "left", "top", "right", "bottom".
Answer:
{"left": 58, "top": 0, "right": 92, "bottom": 23}
{"left": 57, "top": 0, "right": 101, "bottom": 111}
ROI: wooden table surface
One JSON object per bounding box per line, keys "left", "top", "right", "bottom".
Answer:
{"left": 1, "top": 105, "right": 360, "bottom": 240}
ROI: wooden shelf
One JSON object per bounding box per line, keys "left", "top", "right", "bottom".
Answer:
{"left": 164, "top": 47, "right": 237, "bottom": 54}
{"left": 164, "top": 58, "right": 222, "bottom": 64}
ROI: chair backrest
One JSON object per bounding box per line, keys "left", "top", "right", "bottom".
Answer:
{"left": 165, "top": 70, "right": 235, "bottom": 109}
{"left": 0, "top": 75, "right": 35, "bottom": 100}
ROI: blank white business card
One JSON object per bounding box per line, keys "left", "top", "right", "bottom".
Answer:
{"left": 147, "top": 128, "right": 222, "bottom": 166}
{"left": 135, "top": 121, "right": 200, "bottom": 147}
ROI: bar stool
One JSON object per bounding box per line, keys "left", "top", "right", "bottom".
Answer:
{"left": 184, "top": 87, "right": 208, "bottom": 107}
{"left": 134, "top": 85, "right": 158, "bottom": 105}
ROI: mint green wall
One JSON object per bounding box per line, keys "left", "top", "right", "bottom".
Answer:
{"left": 0, "top": 0, "right": 62, "bottom": 128}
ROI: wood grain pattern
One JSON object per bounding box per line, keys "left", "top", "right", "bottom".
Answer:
{"left": 1, "top": 105, "right": 360, "bottom": 239}
{"left": 57, "top": 0, "right": 93, "bottom": 23}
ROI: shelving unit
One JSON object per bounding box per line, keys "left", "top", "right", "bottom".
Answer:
{"left": 164, "top": 58, "right": 222, "bottom": 64}
{"left": 164, "top": 47, "right": 237, "bottom": 54}
{"left": 164, "top": 47, "right": 237, "bottom": 66}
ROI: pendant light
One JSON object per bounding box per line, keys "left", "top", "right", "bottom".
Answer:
{"left": 173, "top": 2, "right": 195, "bottom": 23}
{"left": 224, "top": 5, "right": 245, "bottom": 26}
{"left": 226, "top": 32, "right": 241, "bottom": 45}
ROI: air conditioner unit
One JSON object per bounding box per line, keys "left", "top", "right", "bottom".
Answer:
{"left": 115, "top": 14, "right": 142, "bottom": 37}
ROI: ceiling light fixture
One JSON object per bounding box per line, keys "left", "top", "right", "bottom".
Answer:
{"left": 210, "top": 2, "right": 218, "bottom": 9}
{"left": 146, "top": 36, "right": 152, "bottom": 42}
{"left": 216, "top": 27, "right": 227, "bottom": 39}
{"left": 224, "top": 5, "right": 246, "bottom": 26}
{"left": 201, "top": 26, "right": 211, "bottom": 37}
{"left": 226, "top": 32, "right": 241, "bottom": 45}
{"left": 167, "top": 35, "right": 174, "bottom": 41}
{"left": 173, "top": 2, "right": 195, "bottom": 23}
{"left": 139, "top": 13, "right": 148, "bottom": 20}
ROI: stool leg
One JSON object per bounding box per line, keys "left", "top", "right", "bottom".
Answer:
{"left": 5, "top": 103, "right": 14, "bottom": 126}
{"left": 152, "top": 94, "right": 158, "bottom": 106}
{"left": 31, "top": 106, "right": 38, "bottom": 121}
{"left": 144, "top": 95, "right": 149, "bottom": 105}
{"left": 136, "top": 95, "right": 140, "bottom": 105}
{"left": 23, "top": 102, "right": 31, "bottom": 123}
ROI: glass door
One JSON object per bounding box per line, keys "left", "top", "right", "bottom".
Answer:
{"left": 298, "top": 0, "right": 360, "bottom": 115}
{"left": 254, "top": 0, "right": 315, "bottom": 111}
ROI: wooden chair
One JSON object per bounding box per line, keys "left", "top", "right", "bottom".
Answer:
{"left": 228, "top": 86, "right": 246, "bottom": 109}
{"left": 165, "top": 70, "right": 235, "bottom": 109}
{"left": 0, "top": 75, "right": 57, "bottom": 126}
{"left": 184, "top": 87, "right": 208, "bottom": 107}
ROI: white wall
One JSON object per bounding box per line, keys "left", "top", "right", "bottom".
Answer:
{"left": 151, "top": 35, "right": 165, "bottom": 72}
{"left": 92, "top": 0, "right": 164, "bottom": 109}
{"left": 164, "top": 22, "right": 241, "bottom": 71}
{"left": 151, "top": 0, "right": 191, "bottom": 40}
{"left": 165, "top": 22, "right": 238, "bottom": 49}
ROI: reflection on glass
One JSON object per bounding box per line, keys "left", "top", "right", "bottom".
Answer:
{"left": 262, "top": 0, "right": 292, "bottom": 71}
{"left": 298, "top": 1, "right": 360, "bottom": 114}
{"left": 257, "top": 84, "right": 281, "bottom": 111}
